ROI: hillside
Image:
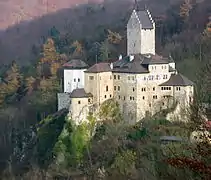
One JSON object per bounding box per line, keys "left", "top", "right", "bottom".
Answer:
{"left": 0, "top": 0, "right": 103, "bottom": 30}
{"left": 0, "top": 0, "right": 182, "bottom": 65}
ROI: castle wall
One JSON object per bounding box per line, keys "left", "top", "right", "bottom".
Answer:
{"left": 140, "top": 28, "right": 155, "bottom": 55}
{"left": 85, "top": 71, "right": 113, "bottom": 106}
{"left": 57, "top": 93, "right": 71, "bottom": 111}
{"left": 69, "top": 97, "right": 92, "bottom": 125}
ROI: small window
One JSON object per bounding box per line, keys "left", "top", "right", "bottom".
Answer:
{"left": 114, "top": 86, "right": 116, "bottom": 91}
{"left": 176, "top": 87, "right": 181, "bottom": 91}
{"left": 153, "top": 95, "right": 157, "bottom": 99}
{"left": 133, "top": 87, "right": 135, "bottom": 92}
{"left": 149, "top": 103, "right": 151, "bottom": 107}
{"left": 89, "top": 76, "right": 94, "bottom": 80}
{"left": 162, "top": 102, "right": 165, "bottom": 106}
{"left": 118, "top": 75, "right": 120, "bottom": 80}
{"left": 104, "top": 95, "right": 107, "bottom": 98}
{"left": 74, "top": 78, "right": 76, "bottom": 82}
{"left": 119, "top": 95, "right": 121, "bottom": 99}
{"left": 88, "top": 98, "right": 91, "bottom": 103}
{"left": 169, "top": 87, "right": 171, "bottom": 90}
{"left": 130, "top": 96, "right": 132, "bottom": 100}
{"left": 153, "top": 87, "right": 155, "bottom": 91}
{"left": 78, "top": 78, "right": 80, "bottom": 82}
{"left": 132, "top": 76, "right": 135, "bottom": 81}
{"left": 143, "top": 96, "right": 145, "bottom": 100}
{"left": 114, "top": 75, "right": 116, "bottom": 79}
{"left": 78, "top": 101, "right": 81, "bottom": 104}
{"left": 124, "top": 96, "right": 126, "bottom": 100}
{"left": 118, "top": 86, "right": 120, "bottom": 91}
{"left": 133, "top": 97, "right": 135, "bottom": 100}
{"left": 106, "top": 86, "right": 108, "bottom": 91}
{"left": 110, "top": 94, "right": 112, "bottom": 98}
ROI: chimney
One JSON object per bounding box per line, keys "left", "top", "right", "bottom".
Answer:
{"left": 129, "top": 55, "right": 134, "bottom": 62}
{"left": 110, "top": 63, "right": 113, "bottom": 70}
{"left": 119, "top": 54, "right": 123, "bottom": 60}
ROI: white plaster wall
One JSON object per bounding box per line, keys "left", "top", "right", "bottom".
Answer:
{"left": 141, "top": 28, "right": 155, "bottom": 55}
{"left": 169, "top": 62, "right": 176, "bottom": 70}
{"left": 63, "top": 69, "right": 86, "bottom": 93}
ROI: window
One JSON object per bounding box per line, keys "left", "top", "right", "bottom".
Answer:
{"left": 118, "top": 75, "right": 120, "bottom": 80}
{"left": 133, "top": 97, "right": 135, "bottom": 100}
{"left": 89, "top": 76, "right": 94, "bottom": 80}
{"left": 144, "top": 77, "right": 146, "bottom": 81}
{"left": 106, "top": 86, "right": 108, "bottom": 91}
{"left": 176, "top": 87, "right": 181, "bottom": 91}
{"left": 153, "top": 95, "right": 157, "bottom": 99}
{"left": 114, "top": 75, "right": 116, "bottom": 79}
{"left": 163, "top": 75, "right": 168, "bottom": 79}
{"left": 118, "top": 86, "right": 120, "bottom": 91}
{"left": 149, "top": 103, "right": 151, "bottom": 107}
{"left": 104, "top": 95, "right": 107, "bottom": 98}
{"left": 110, "top": 94, "right": 112, "bottom": 98}
{"left": 128, "top": 76, "right": 130, "bottom": 80}
{"left": 143, "top": 96, "right": 145, "bottom": 100}
{"left": 153, "top": 87, "right": 155, "bottom": 91}
{"left": 114, "top": 86, "right": 116, "bottom": 91}
{"left": 119, "top": 95, "right": 121, "bottom": 99}
{"left": 78, "top": 101, "right": 81, "bottom": 104}
{"left": 78, "top": 78, "right": 80, "bottom": 82}
{"left": 141, "top": 88, "right": 146, "bottom": 91}
{"left": 74, "top": 78, "right": 76, "bottom": 82}
{"left": 133, "top": 87, "right": 135, "bottom": 92}
{"left": 88, "top": 98, "right": 91, "bottom": 103}
{"left": 132, "top": 76, "right": 135, "bottom": 81}
{"left": 124, "top": 96, "right": 126, "bottom": 100}
{"left": 161, "top": 87, "right": 171, "bottom": 90}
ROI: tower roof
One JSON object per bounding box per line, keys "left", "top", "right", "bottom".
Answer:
{"left": 136, "top": 10, "right": 153, "bottom": 29}
{"left": 85, "top": 62, "right": 112, "bottom": 73}
{"left": 63, "top": 59, "right": 88, "bottom": 69}
{"left": 70, "top": 88, "right": 92, "bottom": 98}
{"left": 160, "top": 73, "right": 194, "bottom": 86}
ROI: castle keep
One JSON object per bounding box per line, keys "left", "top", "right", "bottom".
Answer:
{"left": 58, "top": 9, "right": 194, "bottom": 124}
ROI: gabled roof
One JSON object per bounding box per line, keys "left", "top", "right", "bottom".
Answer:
{"left": 136, "top": 11, "right": 153, "bottom": 29}
{"left": 160, "top": 73, "right": 194, "bottom": 86}
{"left": 70, "top": 88, "right": 92, "bottom": 98}
{"left": 85, "top": 62, "right": 111, "bottom": 73}
{"left": 63, "top": 59, "right": 88, "bottom": 69}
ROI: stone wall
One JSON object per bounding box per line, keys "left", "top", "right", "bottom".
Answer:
{"left": 57, "top": 93, "right": 71, "bottom": 111}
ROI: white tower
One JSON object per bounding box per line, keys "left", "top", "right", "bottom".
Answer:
{"left": 127, "top": 8, "right": 155, "bottom": 55}
{"left": 63, "top": 59, "right": 88, "bottom": 93}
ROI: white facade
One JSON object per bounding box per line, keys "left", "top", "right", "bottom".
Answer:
{"left": 63, "top": 69, "right": 86, "bottom": 93}
{"left": 127, "top": 9, "right": 155, "bottom": 55}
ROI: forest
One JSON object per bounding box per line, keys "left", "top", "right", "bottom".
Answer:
{"left": 0, "top": 0, "right": 211, "bottom": 179}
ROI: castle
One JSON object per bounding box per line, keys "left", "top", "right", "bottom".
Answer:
{"left": 57, "top": 8, "right": 194, "bottom": 124}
